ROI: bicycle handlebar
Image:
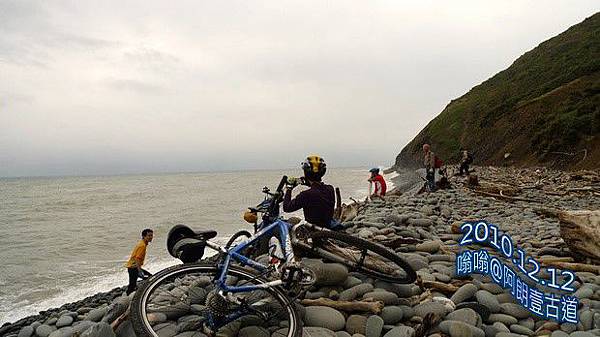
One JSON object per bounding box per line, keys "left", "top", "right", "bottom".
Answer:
{"left": 276, "top": 175, "right": 288, "bottom": 193}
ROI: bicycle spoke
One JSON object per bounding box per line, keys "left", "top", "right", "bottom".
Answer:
{"left": 308, "top": 231, "right": 415, "bottom": 283}
{"left": 135, "top": 267, "right": 298, "bottom": 337}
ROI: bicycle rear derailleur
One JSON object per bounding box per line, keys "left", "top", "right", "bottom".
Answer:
{"left": 279, "top": 261, "right": 316, "bottom": 297}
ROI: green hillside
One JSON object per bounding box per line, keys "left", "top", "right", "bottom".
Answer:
{"left": 395, "top": 12, "right": 600, "bottom": 170}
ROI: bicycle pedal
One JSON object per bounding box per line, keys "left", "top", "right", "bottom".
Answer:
{"left": 280, "top": 263, "right": 316, "bottom": 289}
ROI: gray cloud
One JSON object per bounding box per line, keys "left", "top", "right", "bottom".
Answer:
{"left": 0, "top": 1, "right": 598, "bottom": 177}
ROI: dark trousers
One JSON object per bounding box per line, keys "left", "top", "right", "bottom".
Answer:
{"left": 127, "top": 268, "right": 139, "bottom": 295}
{"left": 126, "top": 268, "right": 151, "bottom": 295}
{"left": 426, "top": 169, "right": 436, "bottom": 191}
{"left": 459, "top": 163, "right": 470, "bottom": 175}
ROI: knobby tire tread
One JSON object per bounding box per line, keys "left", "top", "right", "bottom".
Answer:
{"left": 309, "top": 230, "right": 417, "bottom": 284}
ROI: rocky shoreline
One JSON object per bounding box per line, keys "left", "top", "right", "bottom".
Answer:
{"left": 2, "top": 166, "right": 599, "bottom": 337}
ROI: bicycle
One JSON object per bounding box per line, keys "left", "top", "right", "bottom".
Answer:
{"left": 130, "top": 175, "right": 416, "bottom": 337}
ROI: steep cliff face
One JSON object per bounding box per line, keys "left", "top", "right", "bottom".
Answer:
{"left": 396, "top": 13, "right": 600, "bottom": 170}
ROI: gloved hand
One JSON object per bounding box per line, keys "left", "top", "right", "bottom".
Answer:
{"left": 286, "top": 177, "right": 300, "bottom": 188}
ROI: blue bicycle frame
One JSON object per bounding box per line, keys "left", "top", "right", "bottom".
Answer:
{"left": 201, "top": 218, "right": 297, "bottom": 329}
{"left": 208, "top": 218, "right": 295, "bottom": 293}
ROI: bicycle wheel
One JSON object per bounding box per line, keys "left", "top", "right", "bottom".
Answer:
{"left": 130, "top": 263, "right": 302, "bottom": 337}
{"left": 309, "top": 230, "right": 416, "bottom": 284}
{"left": 225, "top": 230, "right": 252, "bottom": 249}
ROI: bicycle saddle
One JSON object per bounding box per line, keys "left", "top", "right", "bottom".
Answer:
{"left": 193, "top": 229, "right": 217, "bottom": 240}
{"left": 167, "top": 225, "right": 217, "bottom": 254}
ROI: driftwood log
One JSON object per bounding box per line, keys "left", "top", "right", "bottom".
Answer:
{"left": 417, "top": 279, "right": 459, "bottom": 294}
{"left": 401, "top": 289, "right": 433, "bottom": 307}
{"left": 472, "top": 190, "right": 537, "bottom": 203}
{"left": 558, "top": 210, "right": 600, "bottom": 263}
{"left": 301, "top": 298, "right": 384, "bottom": 314}
{"left": 379, "top": 237, "right": 422, "bottom": 248}
{"left": 475, "top": 182, "right": 522, "bottom": 196}
{"left": 338, "top": 198, "right": 362, "bottom": 222}
{"left": 414, "top": 312, "right": 442, "bottom": 337}
{"left": 537, "top": 256, "right": 575, "bottom": 264}
{"left": 540, "top": 261, "right": 600, "bottom": 274}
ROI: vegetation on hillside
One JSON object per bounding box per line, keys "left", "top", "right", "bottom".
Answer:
{"left": 396, "top": 12, "right": 600, "bottom": 170}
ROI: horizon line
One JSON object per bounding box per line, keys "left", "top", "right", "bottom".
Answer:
{"left": 0, "top": 164, "right": 394, "bottom": 180}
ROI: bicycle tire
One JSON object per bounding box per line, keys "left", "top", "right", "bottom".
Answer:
{"left": 309, "top": 230, "right": 416, "bottom": 284}
{"left": 130, "top": 263, "right": 302, "bottom": 337}
{"left": 225, "top": 230, "right": 252, "bottom": 249}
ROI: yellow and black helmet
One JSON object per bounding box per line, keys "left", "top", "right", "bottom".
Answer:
{"left": 301, "top": 155, "right": 326, "bottom": 181}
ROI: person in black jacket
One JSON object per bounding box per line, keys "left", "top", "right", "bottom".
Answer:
{"left": 283, "top": 155, "right": 336, "bottom": 228}
{"left": 459, "top": 149, "right": 473, "bottom": 176}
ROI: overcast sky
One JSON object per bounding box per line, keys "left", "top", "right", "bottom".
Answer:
{"left": 1, "top": 1, "right": 598, "bottom": 177}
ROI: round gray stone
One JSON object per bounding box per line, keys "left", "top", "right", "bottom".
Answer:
{"left": 415, "top": 241, "right": 440, "bottom": 253}
{"left": 449, "top": 323, "right": 472, "bottom": 337}
{"left": 560, "top": 323, "right": 577, "bottom": 333}
{"left": 72, "top": 321, "right": 95, "bottom": 334}
{"left": 414, "top": 301, "right": 448, "bottom": 318}
{"left": 380, "top": 306, "right": 403, "bottom": 325}
{"left": 345, "top": 315, "right": 367, "bottom": 335}
{"left": 382, "top": 325, "right": 415, "bottom": 337}
{"left": 492, "top": 322, "right": 510, "bottom": 333}
{"left": 174, "top": 332, "right": 207, "bottom": 337}
{"left": 455, "top": 302, "right": 490, "bottom": 321}
{"left": 495, "top": 333, "right": 524, "bottom": 337}
{"left": 80, "top": 322, "right": 116, "bottom": 337}
{"left": 445, "top": 308, "right": 479, "bottom": 326}
{"left": 488, "top": 314, "right": 518, "bottom": 326}
{"left": 518, "top": 318, "right": 534, "bottom": 331}
{"left": 339, "top": 284, "right": 375, "bottom": 301}
{"left": 551, "top": 331, "right": 569, "bottom": 337}
{"left": 479, "top": 283, "right": 504, "bottom": 295}
{"left": 372, "top": 282, "right": 414, "bottom": 298}
{"left": 450, "top": 284, "right": 478, "bottom": 304}
{"left": 362, "top": 291, "right": 398, "bottom": 305}
{"left": 301, "top": 327, "right": 337, "bottom": 337}
{"left": 574, "top": 287, "right": 594, "bottom": 299}
{"left": 365, "top": 315, "right": 384, "bottom": 337}
{"left": 500, "top": 303, "right": 530, "bottom": 319}
{"left": 475, "top": 290, "right": 501, "bottom": 313}
{"left": 580, "top": 309, "right": 593, "bottom": 330}
{"left": 304, "top": 306, "right": 346, "bottom": 331}
{"left": 55, "top": 315, "right": 74, "bottom": 328}
{"left": 569, "top": 332, "right": 596, "bottom": 337}
{"left": 35, "top": 325, "right": 56, "bottom": 337}
{"left": 187, "top": 287, "right": 207, "bottom": 304}
{"left": 304, "top": 261, "right": 349, "bottom": 286}
{"left": 85, "top": 307, "right": 109, "bottom": 322}
{"left": 17, "top": 326, "right": 34, "bottom": 337}
{"left": 509, "top": 324, "right": 533, "bottom": 336}
{"left": 439, "top": 321, "right": 484, "bottom": 337}
{"left": 398, "top": 306, "right": 414, "bottom": 320}
{"left": 238, "top": 326, "right": 269, "bottom": 337}
{"left": 48, "top": 327, "right": 74, "bottom": 337}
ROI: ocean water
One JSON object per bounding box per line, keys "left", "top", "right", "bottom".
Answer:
{"left": 0, "top": 167, "right": 396, "bottom": 324}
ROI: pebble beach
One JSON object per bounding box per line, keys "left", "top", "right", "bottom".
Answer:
{"left": 1, "top": 166, "right": 599, "bottom": 337}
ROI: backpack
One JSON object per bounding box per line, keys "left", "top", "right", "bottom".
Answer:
{"left": 434, "top": 156, "right": 444, "bottom": 169}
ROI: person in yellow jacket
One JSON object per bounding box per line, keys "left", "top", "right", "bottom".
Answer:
{"left": 125, "top": 229, "right": 153, "bottom": 295}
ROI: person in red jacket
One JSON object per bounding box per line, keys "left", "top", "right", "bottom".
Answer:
{"left": 368, "top": 168, "right": 387, "bottom": 198}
